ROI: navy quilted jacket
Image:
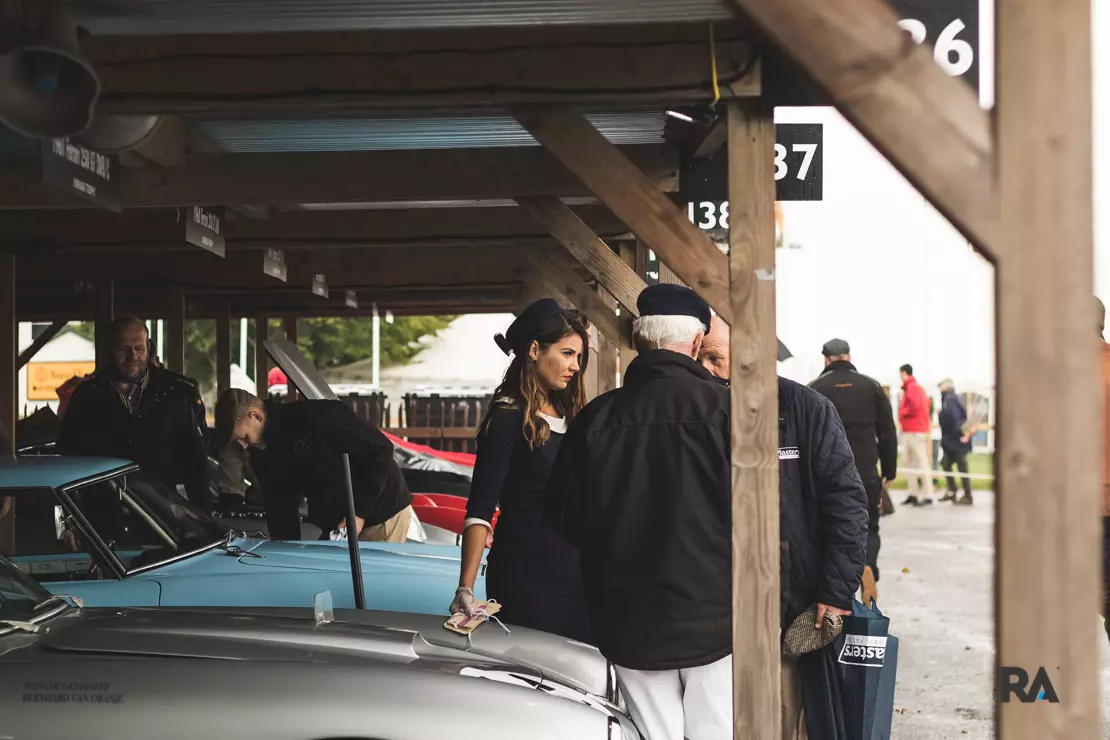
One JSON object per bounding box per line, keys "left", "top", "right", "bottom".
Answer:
{"left": 778, "top": 376, "right": 869, "bottom": 627}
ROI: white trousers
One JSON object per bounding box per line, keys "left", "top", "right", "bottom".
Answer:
{"left": 615, "top": 655, "right": 732, "bottom": 740}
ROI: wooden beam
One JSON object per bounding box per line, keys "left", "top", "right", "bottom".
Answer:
{"left": 995, "top": 0, "right": 1097, "bottom": 737}
{"left": 255, "top": 314, "right": 270, "bottom": 393}
{"left": 87, "top": 24, "right": 758, "bottom": 116}
{"left": 595, "top": 286, "right": 619, "bottom": 395}
{"left": 511, "top": 105, "right": 731, "bottom": 322}
{"left": 165, "top": 288, "right": 185, "bottom": 373}
{"left": 216, "top": 304, "right": 231, "bottom": 396}
{"left": 727, "top": 0, "right": 1001, "bottom": 261}
{"left": 693, "top": 117, "right": 728, "bottom": 159}
{"left": 515, "top": 196, "right": 645, "bottom": 317}
{"left": 0, "top": 204, "right": 627, "bottom": 251}
{"left": 727, "top": 101, "right": 780, "bottom": 740}
{"left": 0, "top": 252, "right": 12, "bottom": 554}
{"left": 16, "top": 320, "right": 66, "bottom": 370}
{"left": 617, "top": 241, "right": 639, "bottom": 382}
{"left": 0, "top": 145, "right": 678, "bottom": 210}
{"left": 530, "top": 248, "right": 620, "bottom": 342}
{"left": 0, "top": 253, "right": 14, "bottom": 457}
{"left": 16, "top": 245, "right": 529, "bottom": 291}
{"left": 94, "top": 278, "right": 114, "bottom": 373}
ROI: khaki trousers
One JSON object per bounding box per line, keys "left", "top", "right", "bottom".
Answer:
{"left": 358, "top": 505, "right": 412, "bottom": 543}
{"left": 901, "top": 432, "right": 935, "bottom": 498}
{"left": 781, "top": 657, "right": 808, "bottom": 740}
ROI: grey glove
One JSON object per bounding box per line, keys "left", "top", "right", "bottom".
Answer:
{"left": 450, "top": 586, "right": 480, "bottom": 617}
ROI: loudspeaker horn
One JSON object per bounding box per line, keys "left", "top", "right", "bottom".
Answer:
{"left": 77, "top": 114, "right": 163, "bottom": 152}
{"left": 0, "top": 1, "right": 100, "bottom": 139}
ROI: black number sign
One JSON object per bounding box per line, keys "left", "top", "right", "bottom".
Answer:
{"left": 680, "top": 123, "right": 823, "bottom": 215}
{"left": 887, "top": 0, "right": 979, "bottom": 92}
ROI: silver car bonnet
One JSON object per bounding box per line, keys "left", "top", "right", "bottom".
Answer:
{"left": 182, "top": 606, "right": 609, "bottom": 697}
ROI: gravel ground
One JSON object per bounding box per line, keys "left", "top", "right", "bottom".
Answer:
{"left": 879, "top": 491, "right": 1110, "bottom": 739}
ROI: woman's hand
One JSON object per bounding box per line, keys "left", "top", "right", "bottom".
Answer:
{"left": 450, "top": 586, "right": 480, "bottom": 617}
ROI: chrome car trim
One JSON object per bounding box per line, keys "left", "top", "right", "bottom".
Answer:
{"left": 125, "top": 539, "right": 225, "bottom": 577}
{"left": 0, "top": 598, "right": 70, "bottom": 639}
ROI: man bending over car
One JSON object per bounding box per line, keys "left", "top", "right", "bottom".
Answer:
{"left": 214, "top": 389, "right": 413, "bottom": 542}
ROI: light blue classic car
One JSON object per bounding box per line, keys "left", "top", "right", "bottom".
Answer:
{"left": 0, "top": 455, "right": 484, "bottom": 611}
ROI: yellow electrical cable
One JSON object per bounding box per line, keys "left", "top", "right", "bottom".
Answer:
{"left": 709, "top": 21, "right": 721, "bottom": 106}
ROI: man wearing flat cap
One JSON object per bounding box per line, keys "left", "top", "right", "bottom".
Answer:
{"left": 809, "top": 338, "right": 897, "bottom": 606}
{"left": 544, "top": 284, "right": 733, "bottom": 740}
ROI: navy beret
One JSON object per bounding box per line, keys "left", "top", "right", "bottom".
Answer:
{"left": 495, "top": 298, "right": 568, "bottom": 355}
{"left": 636, "top": 284, "right": 711, "bottom": 331}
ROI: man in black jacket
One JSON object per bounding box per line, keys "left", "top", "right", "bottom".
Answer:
{"left": 546, "top": 285, "right": 869, "bottom": 740}
{"left": 58, "top": 316, "right": 209, "bottom": 507}
{"left": 809, "top": 338, "right": 898, "bottom": 605}
{"left": 215, "top": 389, "right": 413, "bottom": 542}
{"left": 937, "top": 378, "right": 974, "bottom": 505}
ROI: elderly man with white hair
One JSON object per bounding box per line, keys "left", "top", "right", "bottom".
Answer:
{"left": 546, "top": 283, "right": 868, "bottom": 740}
{"left": 543, "top": 283, "right": 732, "bottom": 740}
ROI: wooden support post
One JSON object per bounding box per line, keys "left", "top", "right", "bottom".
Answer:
{"left": 16, "top": 319, "right": 66, "bottom": 370}
{"left": 510, "top": 105, "right": 732, "bottom": 321}
{"left": 582, "top": 324, "right": 600, "bottom": 401}
{"left": 0, "top": 253, "right": 15, "bottom": 554}
{"left": 726, "top": 0, "right": 1000, "bottom": 260}
{"left": 995, "top": 0, "right": 1097, "bottom": 737}
{"left": 529, "top": 248, "right": 620, "bottom": 343}
{"left": 727, "top": 101, "right": 780, "bottom": 739}
{"left": 283, "top": 316, "right": 299, "bottom": 402}
{"left": 255, "top": 314, "right": 269, "bottom": 395}
{"left": 595, "top": 287, "right": 619, "bottom": 395}
{"left": 165, "top": 288, "right": 185, "bottom": 373}
{"left": 0, "top": 253, "right": 15, "bottom": 458}
{"left": 216, "top": 305, "right": 231, "bottom": 396}
{"left": 617, "top": 241, "right": 639, "bottom": 384}
{"left": 94, "top": 278, "right": 114, "bottom": 373}
{"left": 514, "top": 196, "right": 645, "bottom": 317}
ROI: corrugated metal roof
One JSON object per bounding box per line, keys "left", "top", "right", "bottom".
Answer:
{"left": 197, "top": 111, "right": 666, "bottom": 153}
{"left": 76, "top": 0, "right": 735, "bottom": 35}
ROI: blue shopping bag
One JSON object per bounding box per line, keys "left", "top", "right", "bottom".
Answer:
{"left": 800, "top": 600, "right": 898, "bottom": 740}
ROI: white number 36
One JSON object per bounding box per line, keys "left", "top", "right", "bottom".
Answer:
{"left": 898, "top": 18, "right": 974, "bottom": 77}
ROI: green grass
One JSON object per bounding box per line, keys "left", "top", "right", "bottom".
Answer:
{"left": 886, "top": 451, "right": 993, "bottom": 491}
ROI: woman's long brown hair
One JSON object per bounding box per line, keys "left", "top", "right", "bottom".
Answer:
{"left": 484, "top": 310, "right": 591, "bottom": 448}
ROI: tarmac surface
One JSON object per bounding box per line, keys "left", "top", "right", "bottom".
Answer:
{"left": 879, "top": 491, "right": 1110, "bottom": 739}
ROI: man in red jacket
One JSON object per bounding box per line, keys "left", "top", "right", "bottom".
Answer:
{"left": 899, "top": 364, "right": 935, "bottom": 506}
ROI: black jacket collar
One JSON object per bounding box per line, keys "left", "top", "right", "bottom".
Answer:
{"left": 819, "top": 360, "right": 858, "bottom": 376}
{"left": 624, "top": 349, "right": 714, "bottom": 386}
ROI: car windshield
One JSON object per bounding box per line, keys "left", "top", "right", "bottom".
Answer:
{"left": 0, "top": 554, "right": 53, "bottom": 620}
{"left": 66, "top": 470, "right": 227, "bottom": 572}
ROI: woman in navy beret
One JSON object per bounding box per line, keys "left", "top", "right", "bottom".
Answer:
{"left": 450, "top": 299, "right": 594, "bottom": 642}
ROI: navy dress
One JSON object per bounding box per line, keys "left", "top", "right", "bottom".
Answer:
{"left": 465, "top": 401, "right": 593, "bottom": 644}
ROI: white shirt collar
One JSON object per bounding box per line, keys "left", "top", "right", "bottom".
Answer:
{"left": 539, "top": 412, "right": 567, "bottom": 435}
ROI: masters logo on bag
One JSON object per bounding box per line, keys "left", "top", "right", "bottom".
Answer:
{"left": 779, "top": 447, "right": 800, "bottom": 460}
{"left": 837, "top": 634, "right": 888, "bottom": 668}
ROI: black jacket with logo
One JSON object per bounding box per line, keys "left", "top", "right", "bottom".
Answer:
{"left": 250, "top": 399, "right": 412, "bottom": 539}
{"left": 808, "top": 360, "right": 898, "bottom": 482}
{"left": 544, "top": 350, "right": 732, "bottom": 670}
{"left": 544, "top": 352, "right": 869, "bottom": 669}
{"left": 57, "top": 367, "right": 209, "bottom": 506}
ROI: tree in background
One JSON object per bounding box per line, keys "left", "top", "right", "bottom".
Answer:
{"left": 65, "top": 315, "right": 454, "bottom": 397}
